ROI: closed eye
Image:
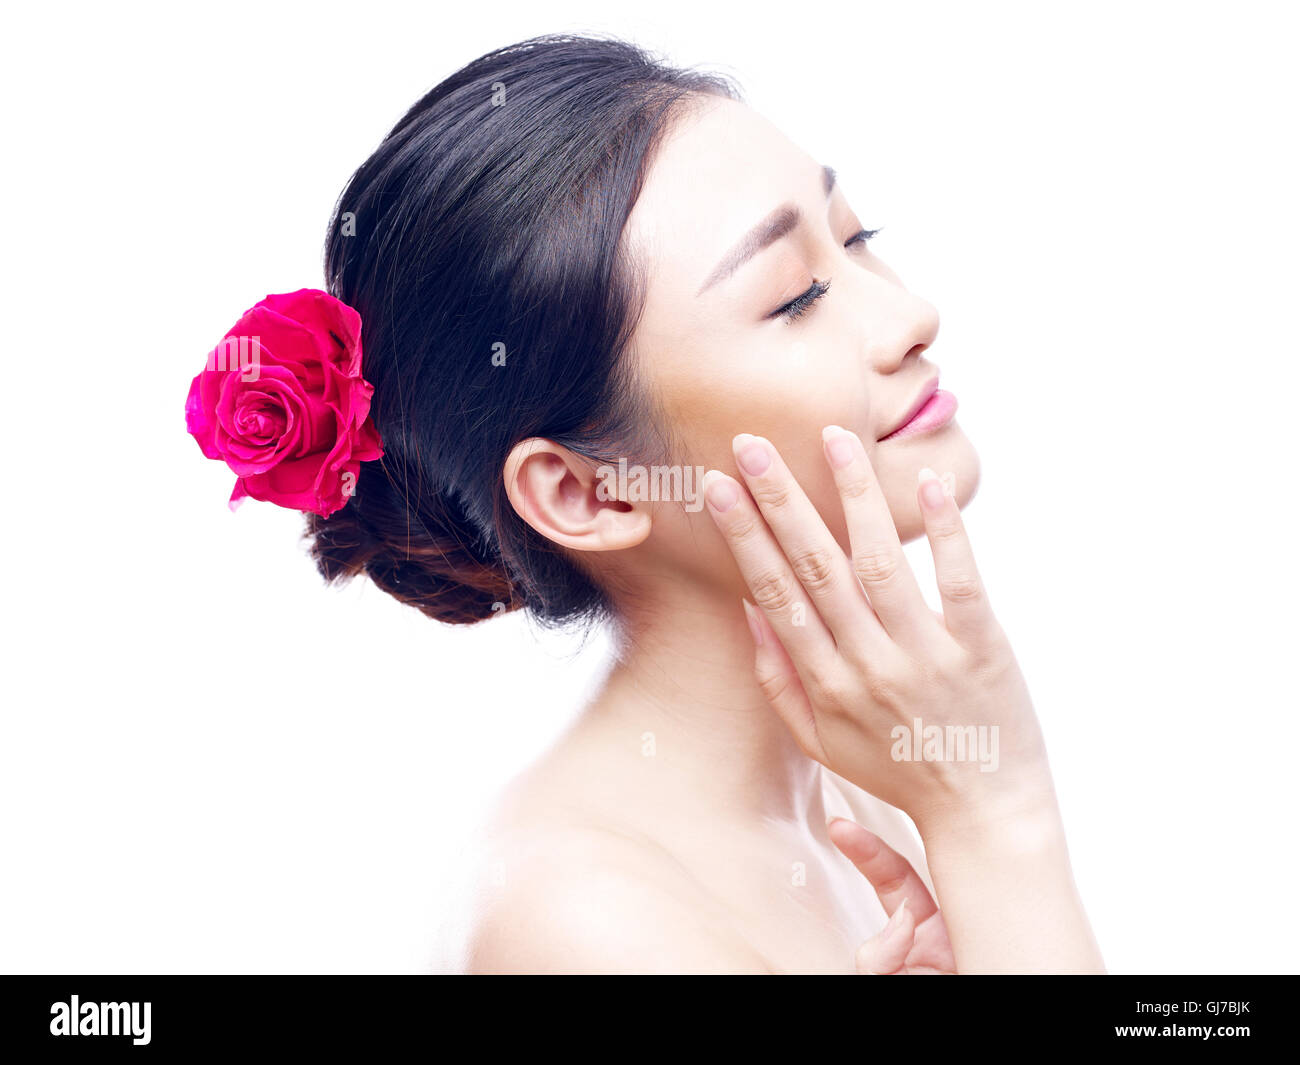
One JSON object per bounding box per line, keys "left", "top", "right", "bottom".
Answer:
{"left": 768, "top": 229, "right": 882, "bottom": 321}
{"left": 769, "top": 278, "right": 831, "bottom": 321}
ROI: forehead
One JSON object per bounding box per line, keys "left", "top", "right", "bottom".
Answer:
{"left": 624, "top": 97, "right": 822, "bottom": 304}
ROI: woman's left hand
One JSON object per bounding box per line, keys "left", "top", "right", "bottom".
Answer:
{"left": 829, "top": 816, "right": 956, "bottom": 975}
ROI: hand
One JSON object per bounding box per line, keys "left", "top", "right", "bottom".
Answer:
{"left": 829, "top": 817, "right": 955, "bottom": 974}
{"left": 702, "top": 427, "right": 1055, "bottom": 837}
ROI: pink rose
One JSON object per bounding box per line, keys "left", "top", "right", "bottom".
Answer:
{"left": 185, "top": 289, "right": 383, "bottom": 517}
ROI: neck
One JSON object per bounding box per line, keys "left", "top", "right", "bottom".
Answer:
{"left": 584, "top": 583, "right": 826, "bottom": 826}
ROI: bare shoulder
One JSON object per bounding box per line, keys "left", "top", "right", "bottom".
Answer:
{"left": 462, "top": 821, "right": 772, "bottom": 974}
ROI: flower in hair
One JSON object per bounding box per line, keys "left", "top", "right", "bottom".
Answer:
{"left": 185, "top": 288, "right": 383, "bottom": 518}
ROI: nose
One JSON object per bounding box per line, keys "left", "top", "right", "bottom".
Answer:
{"left": 867, "top": 288, "right": 940, "bottom": 374}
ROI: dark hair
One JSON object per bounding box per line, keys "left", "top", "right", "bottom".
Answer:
{"left": 306, "top": 34, "right": 740, "bottom": 627}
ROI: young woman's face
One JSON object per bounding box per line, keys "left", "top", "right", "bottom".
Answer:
{"left": 620, "top": 96, "right": 979, "bottom": 591}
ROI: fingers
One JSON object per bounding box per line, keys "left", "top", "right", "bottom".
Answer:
{"left": 827, "top": 816, "right": 939, "bottom": 926}
{"left": 727, "top": 434, "right": 889, "bottom": 653}
{"left": 820, "top": 426, "right": 936, "bottom": 651}
{"left": 915, "top": 467, "right": 999, "bottom": 650}
{"left": 740, "top": 599, "right": 825, "bottom": 761}
{"left": 855, "top": 898, "right": 916, "bottom": 975}
{"left": 702, "top": 467, "right": 839, "bottom": 675}
{"left": 830, "top": 817, "right": 941, "bottom": 976}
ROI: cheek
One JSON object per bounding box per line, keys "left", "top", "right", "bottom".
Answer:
{"left": 649, "top": 344, "right": 867, "bottom": 472}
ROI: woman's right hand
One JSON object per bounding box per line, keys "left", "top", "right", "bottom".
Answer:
{"left": 702, "top": 426, "right": 1055, "bottom": 840}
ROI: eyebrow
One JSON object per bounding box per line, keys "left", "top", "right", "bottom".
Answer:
{"left": 695, "top": 164, "right": 838, "bottom": 296}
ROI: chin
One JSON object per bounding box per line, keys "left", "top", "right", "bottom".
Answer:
{"left": 948, "top": 432, "right": 981, "bottom": 509}
{"left": 875, "top": 422, "right": 980, "bottom": 543}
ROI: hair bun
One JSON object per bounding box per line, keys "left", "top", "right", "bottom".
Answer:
{"left": 306, "top": 471, "right": 522, "bottom": 625}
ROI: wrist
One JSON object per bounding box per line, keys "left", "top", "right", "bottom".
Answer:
{"left": 912, "top": 772, "right": 1063, "bottom": 857}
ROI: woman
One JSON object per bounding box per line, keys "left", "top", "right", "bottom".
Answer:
{"left": 187, "top": 33, "right": 1104, "bottom": 974}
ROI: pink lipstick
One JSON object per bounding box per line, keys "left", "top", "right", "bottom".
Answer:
{"left": 880, "top": 386, "right": 958, "bottom": 441}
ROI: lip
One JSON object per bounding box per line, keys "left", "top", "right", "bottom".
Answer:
{"left": 879, "top": 379, "right": 958, "bottom": 441}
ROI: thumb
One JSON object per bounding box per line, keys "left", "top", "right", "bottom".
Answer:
{"left": 856, "top": 898, "right": 915, "bottom": 975}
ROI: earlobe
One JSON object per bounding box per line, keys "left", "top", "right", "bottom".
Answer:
{"left": 502, "top": 438, "right": 652, "bottom": 552}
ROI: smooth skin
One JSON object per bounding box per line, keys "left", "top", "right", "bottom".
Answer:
{"left": 460, "top": 94, "right": 1103, "bottom": 974}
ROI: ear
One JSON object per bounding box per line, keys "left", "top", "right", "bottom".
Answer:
{"left": 502, "top": 438, "right": 652, "bottom": 552}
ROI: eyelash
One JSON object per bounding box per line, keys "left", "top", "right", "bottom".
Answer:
{"left": 770, "top": 228, "right": 881, "bottom": 321}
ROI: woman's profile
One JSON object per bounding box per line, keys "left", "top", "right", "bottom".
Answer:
{"left": 186, "top": 32, "right": 1104, "bottom": 974}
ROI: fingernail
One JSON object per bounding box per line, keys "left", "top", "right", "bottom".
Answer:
{"left": 734, "top": 434, "right": 771, "bottom": 476}
{"left": 823, "top": 426, "right": 855, "bottom": 469}
{"left": 741, "top": 597, "right": 764, "bottom": 646}
{"left": 918, "top": 467, "right": 946, "bottom": 511}
{"left": 703, "top": 470, "right": 739, "bottom": 513}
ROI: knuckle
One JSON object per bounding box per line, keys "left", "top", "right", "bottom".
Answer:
{"left": 854, "top": 546, "right": 900, "bottom": 586}
{"left": 938, "top": 573, "right": 984, "bottom": 603}
{"left": 865, "top": 670, "right": 904, "bottom": 710}
{"left": 750, "top": 568, "right": 798, "bottom": 613}
{"left": 751, "top": 479, "right": 793, "bottom": 510}
{"left": 790, "top": 546, "right": 837, "bottom": 594}
{"left": 756, "top": 664, "right": 794, "bottom": 704}
{"left": 724, "top": 511, "right": 761, "bottom": 542}
{"left": 929, "top": 517, "right": 965, "bottom": 543}
{"left": 838, "top": 472, "right": 874, "bottom": 501}
{"left": 873, "top": 870, "right": 911, "bottom": 897}
{"left": 805, "top": 664, "right": 848, "bottom": 707}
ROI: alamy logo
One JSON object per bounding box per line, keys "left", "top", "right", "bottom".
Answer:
{"left": 50, "top": 995, "right": 151, "bottom": 1045}
{"left": 207, "top": 334, "right": 261, "bottom": 382}
{"left": 890, "top": 717, "right": 999, "bottom": 772}
{"left": 594, "top": 459, "right": 707, "bottom": 513}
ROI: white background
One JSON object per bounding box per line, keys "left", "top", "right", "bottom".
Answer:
{"left": 1, "top": 0, "right": 1296, "bottom": 974}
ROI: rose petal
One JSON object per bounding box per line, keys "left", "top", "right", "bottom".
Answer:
{"left": 188, "top": 288, "right": 378, "bottom": 515}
